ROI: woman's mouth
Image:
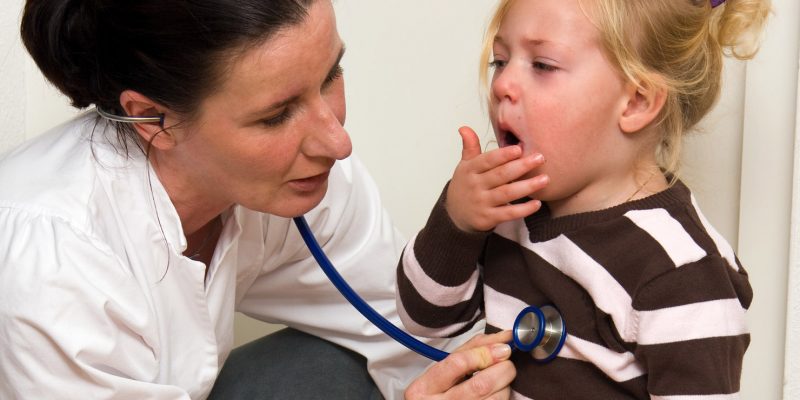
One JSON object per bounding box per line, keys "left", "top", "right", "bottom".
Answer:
{"left": 288, "top": 171, "right": 330, "bottom": 193}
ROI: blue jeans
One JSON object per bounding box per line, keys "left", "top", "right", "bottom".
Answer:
{"left": 208, "top": 328, "right": 384, "bottom": 399}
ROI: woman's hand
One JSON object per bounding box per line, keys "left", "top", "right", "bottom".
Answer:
{"left": 446, "top": 126, "right": 548, "bottom": 232}
{"left": 405, "top": 331, "right": 517, "bottom": 400}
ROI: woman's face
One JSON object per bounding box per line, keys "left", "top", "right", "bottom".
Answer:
{"left": 168, "top": 0, "right": 351, "bottom": 218}
{"left": 490, "top": 0, "right": 634, "bottom": 215}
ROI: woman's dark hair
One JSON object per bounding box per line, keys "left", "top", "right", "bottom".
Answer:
{"left": 21, "top": 0, "right": 314, "bottom": 117}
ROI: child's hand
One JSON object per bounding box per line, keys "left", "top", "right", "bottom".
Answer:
{"left": 446, "top": 126, "right": 549, "bottom": 232}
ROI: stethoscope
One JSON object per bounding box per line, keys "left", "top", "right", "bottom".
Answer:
{"left": 92, "top": 107, "right": 568, "bottom": 362}
{"left": 293, "top": 216, "right": 567, "bottom": 362}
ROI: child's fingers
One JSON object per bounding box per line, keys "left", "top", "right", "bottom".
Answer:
{"left": 488, "top": 198, "right": 544, "bottom": 222}
{"left": 458, "top": 127, "right": 523, "bottom": 171}
{"left": 480, "top": 153, "right": 545, "bottom": 188}
{"left": 468, "top": 145, "right": 524, "bottom": 174}
{"left": 458, "top": 126, "right": 483, "bottom": 161}
{"left": 487, "top": 174, "right": 549, "bottom": 205}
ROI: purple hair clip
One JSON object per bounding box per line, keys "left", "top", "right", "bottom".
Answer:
{"left": 711, "top": 0, "right": 726, "bottom": 7}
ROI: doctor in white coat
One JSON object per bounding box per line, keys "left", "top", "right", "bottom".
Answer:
{"left": 0, "top": 0, "right": 517, "bottom": 399}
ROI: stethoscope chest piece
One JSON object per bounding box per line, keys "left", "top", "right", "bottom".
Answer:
{"left": 512, "top": 305, "right": 567, "bottom": 363}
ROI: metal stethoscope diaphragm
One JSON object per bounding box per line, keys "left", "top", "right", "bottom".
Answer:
{"left": 512, "top": 305, "right": 567, "bottom": 362}
{"left": 293, "top": 216, "right": 567, "bottom": 362}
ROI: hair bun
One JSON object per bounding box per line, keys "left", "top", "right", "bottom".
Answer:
{"left": 21, "top": 1, "right": 101, "bottom": 108}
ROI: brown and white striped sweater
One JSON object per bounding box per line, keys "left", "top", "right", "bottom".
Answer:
{"left": 397, "top": 181, "right": 751, "bottom": 399}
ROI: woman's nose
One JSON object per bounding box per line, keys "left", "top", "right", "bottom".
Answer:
{"left": 304, "top": 101, "right": 352, "bottom": 161}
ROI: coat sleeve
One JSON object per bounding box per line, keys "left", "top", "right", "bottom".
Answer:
{"left": 0, "top": 207, "right": 191, "bottom": 400}
{"left": 235, "top": 155, "right": 483, "bottom": 400}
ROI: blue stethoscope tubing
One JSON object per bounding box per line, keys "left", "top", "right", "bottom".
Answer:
{"left": 293, "top": 216, "right": 448, "bottom": 361}
{"left": 293, "top": 216, "right": 567, "bottom": 363}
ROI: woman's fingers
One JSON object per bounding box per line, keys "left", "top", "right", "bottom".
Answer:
{"left": 457, "top": 331, "right": 514, "bottom": 351}
{"left": 444, "top": 360, "right": 516, "bottom": 400}
{"left": 405, "top": 332, "right": 516, "bottom": 399}
{"left": 414, "top": 343, "right": 511, "bottom": 394}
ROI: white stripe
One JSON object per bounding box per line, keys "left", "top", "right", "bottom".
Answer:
{"left": 558, "top": 335, "right": 646, "bottom": 382}
{"left": 402, "top": 234, "right": 480, "bottom": 307}
{"left": 652, "top": 394, "right": 740, "bottom": 400}
{"left": 625, "top": 209, "right": 707, "bottom": 267}
{"left": 484, "top": 285, "right": 531, "bottom": 330}
{"left": 637, "top": 299, "right": 748, "bottom": 345}
{"left": 396, "top": 292, "right": 481, "bottom": 337}
{"left": 690, "top": 195, "right": 740, "bottom": 271}
{"left": 511, "top": 232, "right": 637, "bottom": 342}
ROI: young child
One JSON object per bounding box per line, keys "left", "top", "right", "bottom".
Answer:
{"left": 396, "top": 0, "right": 770, "bottom": 398}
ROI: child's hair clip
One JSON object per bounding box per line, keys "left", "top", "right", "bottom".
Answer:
{"left": 711, "top": 0, "right": 726, "bottom": 8}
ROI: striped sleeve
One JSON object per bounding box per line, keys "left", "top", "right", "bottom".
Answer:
{"left": 633, "top": 257, "right": 750, "bottom": 398}
{"left": 625, "top": 209, "right": 752, "bottom": 398}
{"left": 396, "top": 184, "right": 489, "bottom": 338}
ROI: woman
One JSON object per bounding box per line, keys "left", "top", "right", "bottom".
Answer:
{"left": 0, "top": 0, "right": 515, "bottom": 399}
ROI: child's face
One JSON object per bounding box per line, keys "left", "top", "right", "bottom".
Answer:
{"left": 490, "top": 0, "right": 634, "bottom": 214}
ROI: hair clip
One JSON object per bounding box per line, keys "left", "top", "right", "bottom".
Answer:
{"left": 711, "top": 0, "right": 726, "bottom": 7}
{"left": 96, "top": 107, "right": 165, "bottom": 127}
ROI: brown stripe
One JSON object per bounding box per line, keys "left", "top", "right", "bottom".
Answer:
{"left": 637, "top": 335, "right": 749, "bottom": 396}
{"left": 510, "top": 355, "right": 648, "bottom": 399}
{"left": 633, "top": 256, "right": 751, "bottom": 311}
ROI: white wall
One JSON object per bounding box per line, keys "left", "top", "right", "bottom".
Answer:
{"left": 738, "top": 1, "right": 798, "bottom": 397}
{"left": 1, "top": 0, "right": 793, "bottom": 398}
{"left": 1, "top": 0, "right": 28, "bottom": 150}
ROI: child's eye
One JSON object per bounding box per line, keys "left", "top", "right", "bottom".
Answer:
{"left": 533, "top": 61, "right": 557, "bottom": 72}
{"left": 489, "top": 59, "right": 507, "bottom": 69}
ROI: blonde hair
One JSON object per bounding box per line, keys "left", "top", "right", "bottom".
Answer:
{"left": 479, "top": 0, "right": 771, "bottom": 175}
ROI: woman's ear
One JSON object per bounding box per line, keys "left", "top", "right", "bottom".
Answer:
{"left": 119, "top": 90, "right": 176, "bottom": 150}
{"left": 619, "top": 77, "right": 667, "bottom": 134}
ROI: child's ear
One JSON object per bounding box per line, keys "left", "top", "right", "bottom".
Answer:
{"left": 119, "top": 90, "right": 175, "bottom": 150}
{"left": 619, "top": 78, "right": 667, "bottom": 134}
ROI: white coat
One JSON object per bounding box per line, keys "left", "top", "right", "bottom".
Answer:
{"left": 0, "top": 113, "right": 467, "bottom": 399}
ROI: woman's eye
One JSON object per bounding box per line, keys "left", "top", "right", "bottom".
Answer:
{"left": 323, "top": 65, "right": 344, "bottom": 88}
{"left": 533, "top": 61, "right": 557, "bottom": 72}
{"left": 261, "top": 109, "right": 293, "bottom": 127}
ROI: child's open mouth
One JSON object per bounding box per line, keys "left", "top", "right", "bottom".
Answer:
{"left": 503, "top": 130, "right": 521, "bottom": 147}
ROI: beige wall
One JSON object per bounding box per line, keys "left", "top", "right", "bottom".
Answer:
{"left": 1, "top": 0, "right": 795, "bottom": 398}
